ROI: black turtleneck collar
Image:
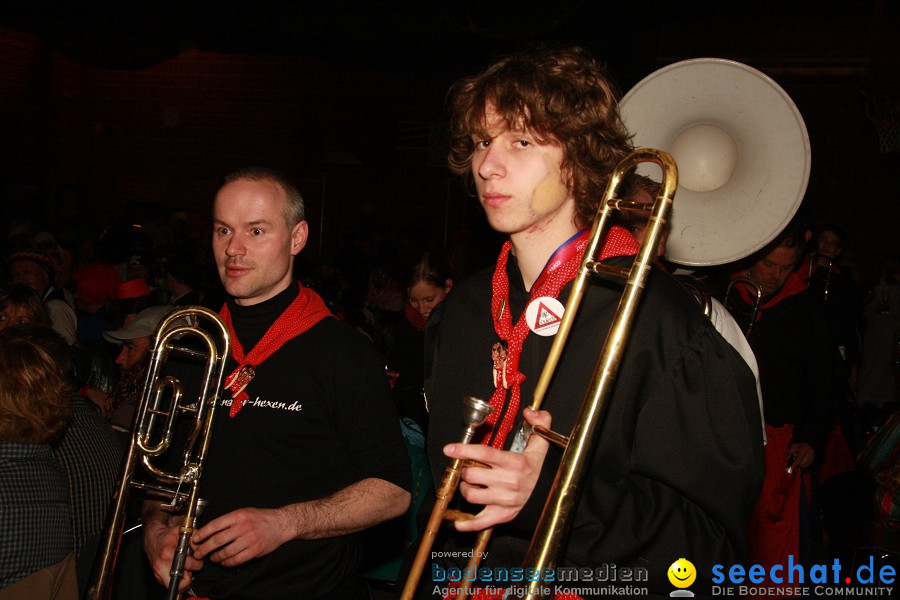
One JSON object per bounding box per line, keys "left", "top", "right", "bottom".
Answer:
{"left": 226, "top": 282, "right": 299, "bottom": 350}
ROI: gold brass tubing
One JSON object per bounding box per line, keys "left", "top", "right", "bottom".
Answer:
{"left": 588, "top": 263, "right": 631, "bottom": 279}
{"left": 607, "top": 198, "right": 654, "bottom": 213}
{"left": 84, "top": 306, "right": 230, "bottom": 600}
{"left": 518, "top": 148, "right": 677, "bottom": 599}
{"left": 455, "top": 528, "right": 493, "bottom": 600}
{"left": 443, "top": 509, "right": 476, "bottom": 521}
{"left": 725, "top": 276, "right": 763, "bottom": 338}
{"left": 531, "top": 425, "right": 569, "bottom": 449}
{"left": 674, "top": 275, "right": 713, "bottom": 319}
{"left": 401, "top": 149, "right": 677, "bottom": 600}
{"left": 399, "top": 397, "right": 492, "bottom": 600}
{"left": 807, "top": 253, "right": 834, "bottom": 302}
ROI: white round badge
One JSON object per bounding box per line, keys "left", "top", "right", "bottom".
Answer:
{"left": 525, "top": 296, "right": 565, "bottom": 336}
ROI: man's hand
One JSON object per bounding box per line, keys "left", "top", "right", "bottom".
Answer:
{"left": 191, "top": 507, "right": 289, "bottom": 568}
{"left": 144, "top": 518, "right": 203, "bottom": 592}
{"left": 175, "top": 478, "right": 406, "bottom": 570}
{"left": 786, "top": 442, "right": 815, "bottom": 471}
{"left": 445, "top": 408, "right": 552, "bottom": 532}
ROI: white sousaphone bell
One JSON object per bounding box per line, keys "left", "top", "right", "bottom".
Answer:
{"left": 619, "top": 58, "right": 812, "bottom": 266}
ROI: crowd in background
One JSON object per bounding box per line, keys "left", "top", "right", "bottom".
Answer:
{"left": 1, "top": 199, "right": 898, "bottom": 597}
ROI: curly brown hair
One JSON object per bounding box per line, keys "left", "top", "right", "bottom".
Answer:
{"left": 0, "top": 337, "right": 71, "bottom": 444}
{"left": 447, "top": 46, "right": 633, "bottom": 227}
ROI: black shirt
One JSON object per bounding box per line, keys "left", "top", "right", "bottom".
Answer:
{"left": 424, "top": 257, "right": 763, "bottom": 598}
{"left": 192, "top": 284, "right": 411, "bottom": 600}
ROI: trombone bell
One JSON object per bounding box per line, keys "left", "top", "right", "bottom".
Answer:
{"left": 84, "top": 306, "right": 231, "bottom": 600}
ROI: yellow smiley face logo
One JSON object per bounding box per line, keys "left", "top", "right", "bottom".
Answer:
{"left": 668, "top": 558, "right": 696, "bottom": 588}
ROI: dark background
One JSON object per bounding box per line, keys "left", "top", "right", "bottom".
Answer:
{"left": 0, "top": 0, "right": 897, "bottom": 285}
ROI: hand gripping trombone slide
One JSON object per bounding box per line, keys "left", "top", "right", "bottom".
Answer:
{"left": 84, "top": 306, "right": 231, "bottom": 600}
{"left": 400, "top": 148, "right": 678, "bottom": 600}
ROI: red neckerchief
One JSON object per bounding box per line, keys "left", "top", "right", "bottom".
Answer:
{"left": 485, "top": 226, "right": 640, "bottom": 448}
{"left": 404, "top": 302, "right": 427, "bottom": 333}
{"left": 733, "top": 271, "right": 809, "bottom": 318}
{"left": 219, "top": 283, "right": 333, "bottom": 417}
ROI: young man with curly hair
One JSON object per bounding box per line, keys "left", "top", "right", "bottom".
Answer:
{"left": 420, "top": 46, "right": 764, "bottom": 598}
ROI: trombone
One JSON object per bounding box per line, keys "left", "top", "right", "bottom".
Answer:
{"left": 401, "top": 148, "right": 677, "bottom": 600}
{"left": 724, "top": 276, "right": 764, "bottom": 338}
{"left": 807, "top": 252, "right": 835, "bottom": 302}
{"left": 85, "top": 306, "right": 230, "bottom": 600}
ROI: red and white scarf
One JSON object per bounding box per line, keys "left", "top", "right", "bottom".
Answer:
{"left": 484, "top": 226, "right": 640, "bottom": 448}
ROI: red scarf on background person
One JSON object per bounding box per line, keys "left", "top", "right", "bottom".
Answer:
{"left": 219, "top": 282, "right": 333, "bottom": 417}
{"left": 484, "top": 226, "right": 640, "bottom": 448}
{"left": 734, "top": 271, "right": 808, "bottom": 317}
{"left": 745, "top": 423, "right": 810, "bottom": 599}
{"left": 404, "top": 302, "right": 427, "bottom": 333}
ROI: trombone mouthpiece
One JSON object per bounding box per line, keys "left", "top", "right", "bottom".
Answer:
{"left": 462, "top": 396, "right": 493, "bottom": 428}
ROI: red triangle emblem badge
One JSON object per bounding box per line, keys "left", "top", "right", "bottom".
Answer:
{"left": 533, "top": 300, "right": 562, "bottom": 331}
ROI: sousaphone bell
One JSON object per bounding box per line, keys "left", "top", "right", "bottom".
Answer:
{"left": 619, "top": 57, "right": 811, "bottom": 266}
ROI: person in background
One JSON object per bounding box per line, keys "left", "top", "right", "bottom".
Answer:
{"left": 0, "top": 324, "right": 122, "bottom": 595}
{"left": 388, "top": 251, "right": 455, "bottom": 431}
{"left": 625, "top": 175, "right": 766, "bottom": 441}
{"left": 800, "top": 224, "right": 863, "bottom": 369}
{"left": 72, "top": 262, "right": 121, "bottom": 346}
{"left": 31, "top": 231, "right": 76, "bottom": 296}
{"left": 164, "top": 254, "right": 205, "bottom": 307}
{"left": 7, "top": 250, "right": 78, "bottom": 344}
{"left": 364, "top": 252, "right": 455, "bottom": 587}
{"left": 725, "top": 218, "right": 840, "bottom": 580}
{"left": 90, "top": 304, "right": 175, "bottom": 433}
{"left": 0, "top": 337, "right": 76, "bottom": 599}
{"left": 0, "top": 284, "right": 52, "bottom": 332}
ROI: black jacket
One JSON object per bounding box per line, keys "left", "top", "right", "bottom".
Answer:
{"left": 730, "top": 278, "right": 840, "bottom": 451}
{"left": 423, "top": 256, "right": 764, "bottom": 598}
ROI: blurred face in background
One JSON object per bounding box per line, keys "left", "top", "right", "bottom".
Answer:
{"left": 11, "top": 260, "right": 50, "bottom": 295}
{"left": 115, "top": 337, "right": 152, "bottom": 370}
{"left": 817, "top": 229, "right": 842, "bottom": 259}
{"left": 407, "top": 280, "right": 452, "bottom": 320}
{"left": 0, "top": 304, "right": 32, "bottom": 331}
{"left": 748, "top": 245, "right": 803, "bottom": 297}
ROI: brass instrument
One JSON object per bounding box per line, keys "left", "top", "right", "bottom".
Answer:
{"left": 400, "top": 148, "right": 677, "bottom": 600}
{"left": 619, "top": 58, "right": 810, "bottom": 267}
{"left": 618, "top": 57, "right": 810, "bottom": 338}
{"left": 807, "top": 253, "right": 835, "bottom": 302}
{"left": 675, "top": 274, "right": 713, "bottom": 318}
{"left": 724, "top": 276, "right": 764, "bottom": 338}
{"left": 85, "top": 306, "right": 230, "bottom": 600}
{"left": 515, "top": 148, "right": 677, "bottom": 598}
{"left": 399, "top": 396, "right": 493, "bottom": 599}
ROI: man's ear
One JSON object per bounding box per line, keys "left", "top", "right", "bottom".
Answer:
{"left": 291, "top": 221, "right": 309, "bottom": 256}
{"left": 804, "top": 230, "right": 813, "bottom": 243}
{"left": 444, "top": 278, "right": 454, "bottom": 292}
